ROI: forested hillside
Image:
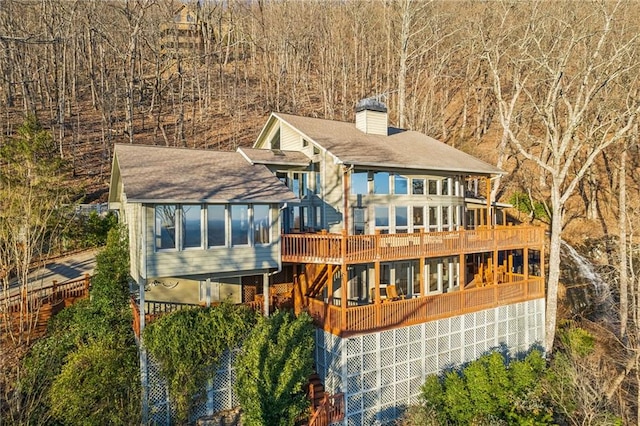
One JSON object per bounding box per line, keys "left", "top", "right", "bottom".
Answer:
{"left": 2, "top": 0, "right": 640, "bottom": 422}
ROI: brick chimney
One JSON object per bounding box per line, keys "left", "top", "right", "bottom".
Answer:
{"left": 355, "top": 98, "right": 388, "bottom": 136}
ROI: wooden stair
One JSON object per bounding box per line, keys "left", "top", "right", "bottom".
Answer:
{"left": 306, "top": 264, "right": 333, "bottom": 299}
{"left": 301, "top": 373, "right": 345, "bottom": 426}
{"left": 307, "top": 373, "right": 325, "bottom": 411}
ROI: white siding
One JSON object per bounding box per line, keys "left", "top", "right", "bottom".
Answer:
{"left": 355, "top": 110, "right": 388, "bottom": 135}
{"left": 280, "top": 122, "right": 301, "bottom": 150}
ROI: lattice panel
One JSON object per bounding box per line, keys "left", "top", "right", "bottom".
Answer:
{"left": 347, "top": 375, "right": 362, "bottom": 395}
{"left": 425, "top": 321, "right": 437, "bottom": 338}
{"left": 363, "top": 352, "right": 377, "bottom": 372}
{"left": 363, "top": 333, "right": 377, "bottom": 351}
{"left": 395, "top": 344, "right": 408, "bottom": 363}
{"left": 347, "top": 355, "right": 361, "bottom": 376}
{"left": 347, "top": 392, "right": 362, "bottom": 414}
{"left": 409, "top": 324, "right": 422, "bottom": 343}
{"left": 347, "top": 336, "right": 361, "bottom": 356}
{"left": 409, "top": 341, "right": 422, "bottom": 361}
{"left": 363, "top": 371, "right": 377, "bottom": 390}
{"left": 318, "top": 300, "right": 546, "bottom": 426}
{"left": 395, "top": 327, "right": 408, "bottom": 346}
{"left": 380, "top": 329, "right": 394, "bottom": 349}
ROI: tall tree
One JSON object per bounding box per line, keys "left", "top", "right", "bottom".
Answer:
{"left": 0, "top": 117, "right": 73, "bottom": 344}
{"left": 483, "top": 1, "right": 640, "bottom": 352}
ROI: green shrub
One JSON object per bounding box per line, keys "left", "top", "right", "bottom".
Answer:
{"left": 49, "top": 337, "right": 140, "bottom": 425}
{"left": 17, "top": 224, "right": 139, "bottom": 425}
{"left": 235, "top": 310, "right": 315, "bottom": 426}
{"left": 143, "top": 302, "right": 257, "bottom": 424}
{"left": 418, "top": 350, "right": 553, "bottom": 425}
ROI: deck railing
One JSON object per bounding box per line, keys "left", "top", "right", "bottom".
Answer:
{"left": 282, "top": 226, "right": 544, "bottom": 264}
{"left": 2, "top": 274, "right": 91, "bottom": 314}
{"left": 306, "top": 276, "right": 544, "bottom": 336}
{"left": 308, "top": 393, "right": 345, "bottom": 426}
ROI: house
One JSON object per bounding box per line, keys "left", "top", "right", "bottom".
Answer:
{"left": 109, "top": 99, "right": 545, "bottom": 425}
{"left": 159, "top": 5, "right": 207, "bottom": 58}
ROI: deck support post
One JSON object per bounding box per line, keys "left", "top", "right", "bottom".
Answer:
{"left": 374, "top": 261, "right": 381, "bottom": 327}
{"left": 263, "top": 272, "right": 270, "bottom": 317}
{"left": 340, "top": 229, "right": 348, "bottom": 328}
{"left": 524, "top": 247, "right": 529, "bottom": 283}
{"left": 459, "top": 253, "right": 465, "bottom": 290}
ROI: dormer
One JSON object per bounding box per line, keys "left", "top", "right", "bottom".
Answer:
{"left": 355, "top": 98, "right": 388, "bottom": 136}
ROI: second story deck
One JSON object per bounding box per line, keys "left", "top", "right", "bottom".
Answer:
{"left": 281, "top": 225, "right": 544, "bottom": 265}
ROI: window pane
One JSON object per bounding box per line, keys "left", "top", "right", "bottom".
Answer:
{"left": 375, "top": 206, "right": 389, "bottom": 227}
{"left": 428, "top": 259, "right": 439, "bottom": 293}
{"left": 207, "top": 205, "right": 226, "bottom": 247}
{"left": 442, "top": 206, "right": 449, "bottom": 226}
{"left": 155, "top": 205, "right": 177, "bottom": 250}
{"left": 429, "top": 206, "right": 438, "bottom": 230}
{"left": 413, "top": 206, "right": 424, "bottom": 227}
{"left": 182, "top": 205, "right": 201, "bottom": 248}
{"left": 254, "top": 205, "right": 270, "bottom": 244}
{"left": 412, "top": 179, "right": 425, "bottom": 195}
{"left": 442, "top": 178, "right": 449, "bottom": 195}
{"left": 231, "top": 205, "right": 249, "bottom": 245}
{"left": 351, "top": 171, "right": 368, "bottom": 195}
{"left": 396, "top": 206, "right": 408, "bottom": 228}
{"left": 428, "top": 179, "right": 438, "bottom": 195}
{"left": 373, "top": 172, "right": 390, "bottom": 194}
{"left": 394, "top": 175, "right": 408, "bottom": 195}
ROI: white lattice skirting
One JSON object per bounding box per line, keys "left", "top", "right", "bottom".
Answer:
{"left": 314, "top": 298, "right": 546, "bottom": 425}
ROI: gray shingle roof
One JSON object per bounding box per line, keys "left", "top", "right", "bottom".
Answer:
{"left": 274, "top": 113, "right": 503, "bottom": 176}
{"left": 113, "top": 144, "right": 298, "bottom": 203}
{"left": 237, "top": 147, "right": 311, "bottom": 167}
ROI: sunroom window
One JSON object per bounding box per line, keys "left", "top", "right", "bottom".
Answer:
{"left": 155, "top": 205, "right": 177, "bottom": 250}
{"left": 182, "top": 204, "right": 202, "bottom": 248}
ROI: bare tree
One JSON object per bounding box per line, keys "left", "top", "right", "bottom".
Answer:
{"left": 484, "top": 1, "right": 640, "bottom": 352}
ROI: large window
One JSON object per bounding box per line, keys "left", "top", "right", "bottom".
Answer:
{"left": 155, "top": 205, "right": 177, "bottom": 250}
{"left": 156, "top": 204, "right": 271, "bottom": 251}
{"left": 412, "top": 206, "right": 424, "bottom": 231}
{"left": 207, "top": 205, "right": 226, "bottom": 247}
{"left": 182, "top": 205, "right": 202, "bottom": 248}
{"left": 231, "top": 204, "right": 249, "bottom": 246}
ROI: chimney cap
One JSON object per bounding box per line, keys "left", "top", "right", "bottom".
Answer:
{"left": 356, "top": 98, "right": 387, "bottom": 113}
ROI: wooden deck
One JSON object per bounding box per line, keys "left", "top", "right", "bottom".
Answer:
{"left": 305, "top": 276, "right": 544, "bottom": 337}
{"left": 1, "top": 275, "right": 91, "bottom": 342}
{"left": 281, "top": 226, "right": 544, "bottom": 264}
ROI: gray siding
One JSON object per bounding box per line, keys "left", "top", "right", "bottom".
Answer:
{"left": 320, "top": 158, "right": 345, "bottom": 232}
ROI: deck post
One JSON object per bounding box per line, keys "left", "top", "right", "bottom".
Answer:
{"left": 374, "top": 261, "right": 381, "bottom": 327}
{"left": 340, "top": 229, "right": 348, "bottom": 328}
{"left": 524, "top": 247, "right": 529, "bottom": 283}
{"left": 52, "top": 280, "right": 58, "bottom": 302}
{"left": 84, "top": 273, "right": 90, "bottom": 292}
{"left": 459, "top": 253, "right": 465, "bottom": 290}
{"left": 263, "top": 273, "right": 270, "bottom": 317}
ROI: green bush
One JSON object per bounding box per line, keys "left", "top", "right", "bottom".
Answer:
{"left": 143, "top": 302, "right": 257, "bottom": 424}
{"left": 419, "top": 350, "right": 553, "bottom": 425}
{"left": 17, "top": 225, "right": 139, "bottom": 425}
{"left": 235, "top": 310, "right": 315, "bottom": 426}
{"left": 49, "top": 337, "right": 140, "bottom": 426}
